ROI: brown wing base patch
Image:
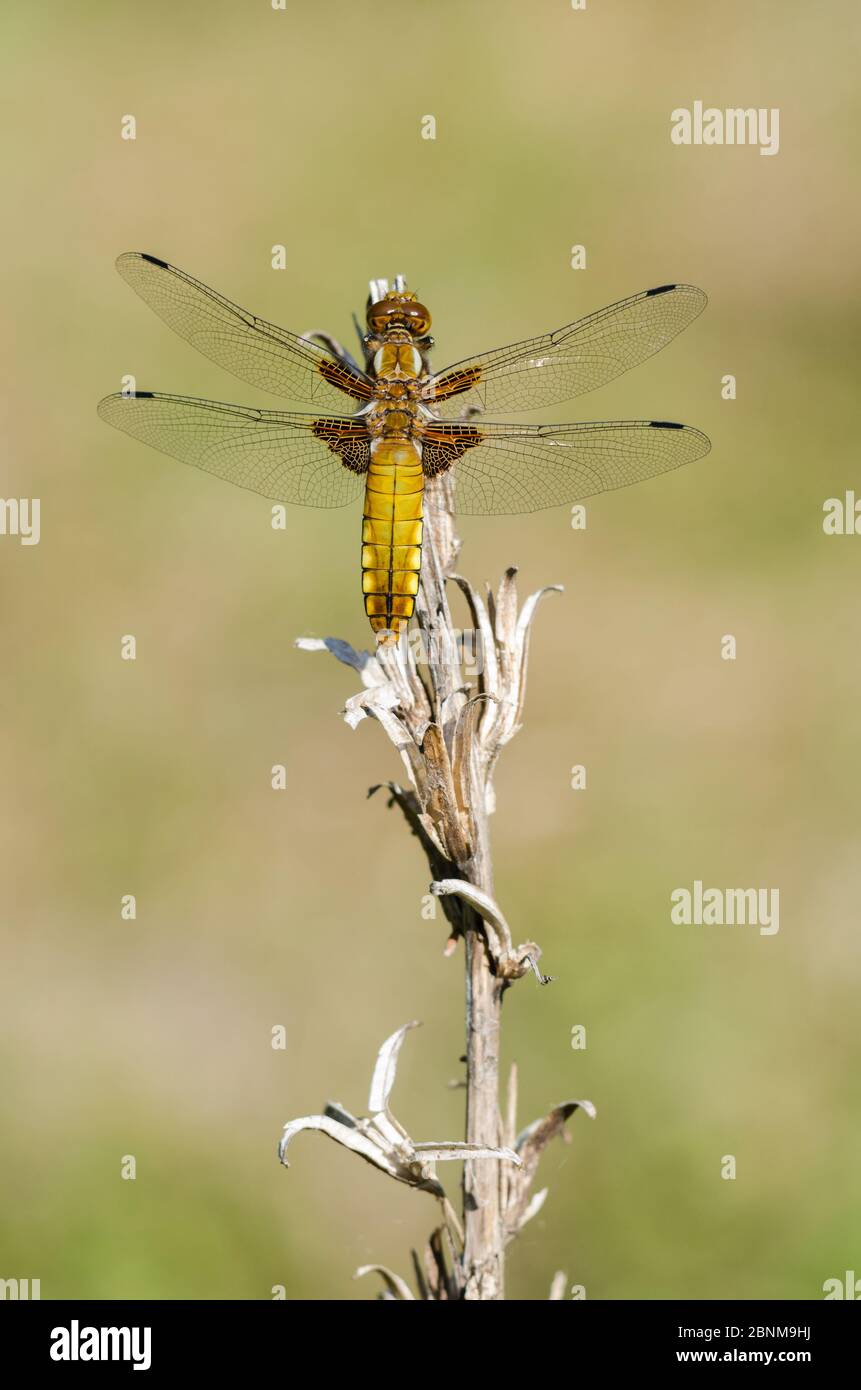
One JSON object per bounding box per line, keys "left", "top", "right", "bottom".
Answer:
{"left": 421, "top": 365, "right": 482, "bottom": 406}
{"left": 312, "top": 419, "right": 371, "bottom": 474}
{"left": 317, "top": 359, "right": 375, "bottom": 402}
{"left": 421, "top": 423, "right": 484, "bottom": 477}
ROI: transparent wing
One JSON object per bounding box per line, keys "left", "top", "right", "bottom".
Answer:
{"left": 114, "top": 253, "right": 374, "bottom": 409}
{"left": 424, "top": 284, "right": 707, "bottom": 417}
{"left": 421, "top": 418, "right": 711, "bottom": 515}
{"left": 98, "top": 392, "right": 368, "bottom": 508}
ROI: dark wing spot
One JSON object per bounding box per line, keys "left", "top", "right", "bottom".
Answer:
{"left": 132, "top": 390, "right": 155, "bottom": 398}
{"left": 650, "top": 419, "right": 683, "bottom": 429}
{"left": 646, "top": 284, "right": 677, "bottom": 297}
{"left": 140, "top": 253, "right": 169, "bottom": 268}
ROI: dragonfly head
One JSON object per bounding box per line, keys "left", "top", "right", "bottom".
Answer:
{"left": 366, "top": 291, "right": 432, "bottom": 338}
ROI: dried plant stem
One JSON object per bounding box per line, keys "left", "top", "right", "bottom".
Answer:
{"left": 463, "top": 929, "right": 504, "bottom": 1297}
{"left": 416, "top": 477, "right": 503, "bottom": 1296}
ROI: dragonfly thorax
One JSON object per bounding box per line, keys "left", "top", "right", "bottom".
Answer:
{"left": 372, "top": 342, "right": 423, "bottom": 380}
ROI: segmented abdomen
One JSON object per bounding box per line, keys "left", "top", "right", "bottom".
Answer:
{"left": 362, "top": 440, "right": 424, "bottom": 642}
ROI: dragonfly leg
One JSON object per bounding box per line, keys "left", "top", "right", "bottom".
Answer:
{"left": 300, "top": 329, "right": 364, "bottom": 375}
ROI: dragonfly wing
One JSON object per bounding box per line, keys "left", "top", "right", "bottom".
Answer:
{"left": 424, "top": 284, "right": 707, "bottom": 417}
{"left": 114, "top": 253, "right": 374, "bottom": 410}
{"left": 421, "top": 418, "right": 711, "bottom": 515}
{"left": 98, "top": 392, "right": 367, "bottom": 507}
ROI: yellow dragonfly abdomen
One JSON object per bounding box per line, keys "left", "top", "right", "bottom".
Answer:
{"left": 362, "top": 438, "right": 424, "bottom": 642}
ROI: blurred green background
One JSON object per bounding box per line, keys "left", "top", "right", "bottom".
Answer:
{"left": 1, "top": 0, "right": 859, "bottom": 1300}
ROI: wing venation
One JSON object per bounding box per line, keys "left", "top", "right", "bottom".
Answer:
{"left": 98, "top": 391, "right": 367, "bottom": 508}
{"left": 419, "top": 418, "right": 711, "bottom": 514}
{"left": 424, "top": 283, "right": 707, "bottom": 417}
{"left": 115, "top": 252, "right": 373, "bottom": 408}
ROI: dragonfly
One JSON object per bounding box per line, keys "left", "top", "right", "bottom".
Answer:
{"left": 98, "top": 255, "right": 710, "bottom": 643}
